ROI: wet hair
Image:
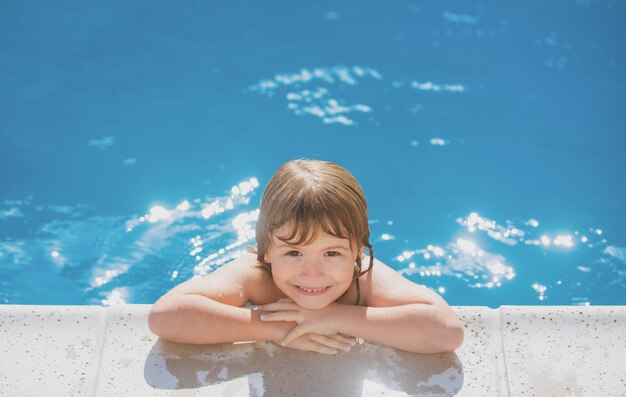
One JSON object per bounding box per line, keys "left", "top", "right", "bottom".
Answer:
{"left": 249, "top": 159, "right": 374, "bottom": 304}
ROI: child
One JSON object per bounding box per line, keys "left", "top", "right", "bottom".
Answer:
{"left": 149, "top": 159, "right": 464, "bottom": 354}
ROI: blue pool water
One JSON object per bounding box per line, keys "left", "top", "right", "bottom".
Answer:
{"left": 1, "top": 1, "right": 625, "bottom": 308}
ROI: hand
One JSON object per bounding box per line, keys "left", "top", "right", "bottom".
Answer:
{"left": 283, "top": 332, "right": 356, "bottom": 355}
{"left": 260, "top": 298, "right": 348, "bottom": 348}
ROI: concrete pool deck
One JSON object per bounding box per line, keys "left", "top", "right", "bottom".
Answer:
{"left": 0, "top": 305, "right": 624, "bottom": 396}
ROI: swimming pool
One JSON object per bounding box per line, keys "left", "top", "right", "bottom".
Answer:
{"left": 1, "top": 0, "right": 624, "bottom": 307}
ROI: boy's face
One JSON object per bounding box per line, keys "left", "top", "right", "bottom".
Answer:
{"left": 264, "top": 226, "right": 357, "bottom": 310}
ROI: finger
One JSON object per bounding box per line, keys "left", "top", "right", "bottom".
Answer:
{"left": 333, "top": 334, "right": 357, "bottom": 345}
{"left": 309, "top": 334, "right": 353, "bottom": 352}
{"left": 329, "top": 334, "right": 357, "bottom": 347}
{"left": 310, "top": 344, "right": 338, "bottom": 355}
{"left": 338, "top": 333, "right": 359, "bottom": 344}
{"left": 259, "top": 311, "right": 300, "bottom": 322}
{"left": 260, "top": 302, "right": 299, "bottom": 312}
{"left": 301, "top": 340, "right": 338, "bottom": 355}
{"left": 281, "top": 324, "right": 308, "bottom": 346}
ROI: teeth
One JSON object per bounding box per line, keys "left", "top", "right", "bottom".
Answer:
{"left": 299, "top": 286, "right": 326, "bottom": 293}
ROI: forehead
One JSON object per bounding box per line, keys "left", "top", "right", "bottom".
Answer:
{"left": 271, "top": 224, "right": 351, "bottom": 247}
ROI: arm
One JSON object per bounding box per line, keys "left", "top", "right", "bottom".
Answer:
{"left": 148, "top": 254, "right": 355, "bottom": 354}
{"left": 328, "top": 301, "right": 461, "bottom": 353}
{"left": 148, "top": 255, "right": 291, "bottom": 345}
{"left": 337, "top": 263, "right": 463, "bottom": 353}
{"left": 149, "top": 293, "right": 291, "bottom": 345}
{"left": 261, "top": 259, "right": 464, "bottom": 354}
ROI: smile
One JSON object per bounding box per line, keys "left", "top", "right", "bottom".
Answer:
{"left": 294, "top": 285, "right": 332, "bottom": 296}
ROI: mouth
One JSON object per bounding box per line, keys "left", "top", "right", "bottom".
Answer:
{"left": 293, "top": 285, "right": 332, "bottom": 296}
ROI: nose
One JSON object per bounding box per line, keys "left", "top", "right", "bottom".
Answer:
{"left": 299, "top": 257, "right": 325, "bottom": 279}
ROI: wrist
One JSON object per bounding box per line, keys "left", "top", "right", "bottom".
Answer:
{"left": 327, "top": 302, "right": 363, "bottom": 336}
{"left": 327, "top": 302, "right": 346, "bottom": 334}
{"left": 254, "top": 311, "right": 296, "bottom": 343}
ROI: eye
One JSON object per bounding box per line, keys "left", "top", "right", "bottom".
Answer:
{"left": 325, "top": 251, "right": 341, "bottom": 257}
{"left": 286, "top": 251, "right": 301, "bottom": 257}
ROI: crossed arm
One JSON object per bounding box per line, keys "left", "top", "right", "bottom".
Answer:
{"left": 148, "top": 256, "right": 464, "bottom": 354}
{"left": 260, "top": 298, "right": 463, "bottom": 354}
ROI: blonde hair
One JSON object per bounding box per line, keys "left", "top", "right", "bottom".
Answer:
{"left": 250, "top": 159, "right": 374, "bottom": 301}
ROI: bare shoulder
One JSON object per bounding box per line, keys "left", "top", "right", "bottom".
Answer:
{"left": 360, "top": 256, "right": 449, "bottom": 308}
{"left": 167, "top": 252, "right": 283, "bottom": 306}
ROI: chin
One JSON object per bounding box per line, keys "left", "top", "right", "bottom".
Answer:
{"left": 301, "top": 301, "right": 331, "bottom": 310}
{"left": 290, "top": 297, "right": 332, "bottom": 310}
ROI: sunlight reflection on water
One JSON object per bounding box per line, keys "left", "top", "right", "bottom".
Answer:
{"left": 0, "top": 181, "right": 624, "bottom": 306}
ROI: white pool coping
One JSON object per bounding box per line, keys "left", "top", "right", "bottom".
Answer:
{"left": 1, "top": 305, "right": 624, "bottom": 396}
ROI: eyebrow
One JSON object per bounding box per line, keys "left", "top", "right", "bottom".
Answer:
{"left": 275, "top": 243, "right": 350, "bottom": 251}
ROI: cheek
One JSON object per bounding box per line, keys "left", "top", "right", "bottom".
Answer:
{"left": 335, "top": 260, "right": 356, "bottom": 281}
{"left": 269, "top": 261, "right": 291, "bottom": 281}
